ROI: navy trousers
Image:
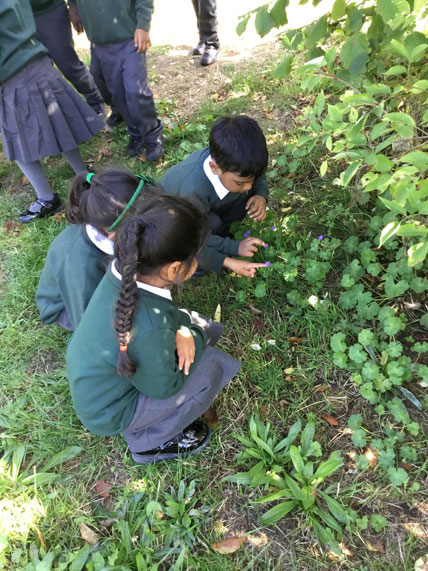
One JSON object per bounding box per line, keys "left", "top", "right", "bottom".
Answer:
{"left": 191, "top": 0, "right": 220, "bottom": 48}
{"left": 34, "top": 1, "right": 103, "bottom": 111}
{"left": 90, "top": 39, "right": 163, "bottom": 144}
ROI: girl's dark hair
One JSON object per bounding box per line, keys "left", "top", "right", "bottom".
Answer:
{"left": 114, "top": 194, "right": 209, "bottom": 377}
{"left": 209, "top": 115, "right": 268, "bottom": 179}
{"left": 66, "top": 169, "right": 152, "bottom": 234}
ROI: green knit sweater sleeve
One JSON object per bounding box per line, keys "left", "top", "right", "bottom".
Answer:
{"left": 253, "top": 174, "right": 269, "bottom": 200}
{"left": 197, "top": 235, "right": 240, "bottom": 273}
{"left": 135, "top": 0, "right": 153, "bottom": 30}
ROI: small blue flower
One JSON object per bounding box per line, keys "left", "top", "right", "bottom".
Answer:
{"left": 270, "top": 226, "right": 276, "bottom": 231}
{"left": 264, "top": 243, "right": 269, "bottom": 248}
{"left": 318, "top": 235, "right": 324, "bottom": 240}
{"left": 244, "top": 230, "right": 251, "bottom": 238}
{"left": 265, "top": 261, "right": 271, "bottom": 267}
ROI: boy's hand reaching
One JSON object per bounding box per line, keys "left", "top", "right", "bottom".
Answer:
{"left": 238, "top": 237, "right": 265, "bottom": 257}
{"left": 134, "top": 29, "right": 151, "bottom": 52}
{"left": 176, "top": 327, "right": 195, "bottom": 375}
{"left": 68, "top": 5, "right": 84, "bottom": 33}
{"left": 246, "top": 195, "right": 267, "bottom": 221}
{"left": 223, "top": 258, "right": 266, "bottom": 278}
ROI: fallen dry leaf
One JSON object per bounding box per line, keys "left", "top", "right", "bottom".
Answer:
{"left": 100, "top": 518, "right": 117, "bottom": 528}
{"left": 204, "top": 405, "right": 219, "bottom": 430}
{"left": 52, "top": 211, "right": 64, "bottom": 222}
{"left": 36, "top": 527, "right": 46, "bottom": 549}
{"left": 252, "top": 316, "right": 266, "bottom": 335}
{"left": 96, "top": 146, "right": 113, "bottom": 162}
{"left": 211, "top": 535, "right": 246, "bottom": 554}
{"left": 313, "top": 385, "right": 329, "bottom": 392}
{"left": 79, "top": 522, "right": 100, "bottom": 545}
{"left": 364, "top": 540, "right": 384, "bottom": 553}
{"left": 4, "top": 220, "right": 22, "bottom": 235}
{"left": 288, "top": 337, "right": 303, "bottom": 343}
{"left": 284, "top": 375, "right": 297, "bottom": 382}
{"left": 260, "top": 405, "right": 269, "bottom": 417}
{"left": 279, "top": 399, "right": 290, "bottom": 407}
{"left": 319, "top": 414, "right": 339, "bottom": 426}
{"left": 248, "top": 382, "right": 261, "bottom": 395}
{"left": 365, "top": 446, "right": 379, "bottom": 468}
{"left": 414, "top": 555, "right": 428, "bottom": 570}
{"left": 21, "top": 175, "right": 29, "bottom": 185}
{"left": 94, "top": 480, "right": 110, "bottom": 498}
{"left": 399, "top": 462, "right": 412, "bottom": 471}
{"left": 339, "top": 542, "right": 353, "bottom": 557}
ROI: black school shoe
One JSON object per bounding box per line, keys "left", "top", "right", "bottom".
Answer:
{"left": 192, "top": 40, "right": 205, "bottom": 56}
{"left": 105, "top": 111, "right": 124, "bottom": 131}
{"left": 126, "top": 136, "right": 144, "bottom": 157}
{"left": 131, "top": 420, "right": 212, "bottom": 464}
{"left": 145, "top": 141, "right": 165, "bottom": 162}
{"left": 18, "top": 194, "right": 62, "bottom": 223}
{"left": 200, "top": 45, "right": 219, "bottom": 66}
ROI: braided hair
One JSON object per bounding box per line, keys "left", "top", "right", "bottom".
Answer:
{"left": 66, "top": 169, "right": 153, "bottom": 234}
{"left": 114, "top": 194, "right": 209, "bottom": 377}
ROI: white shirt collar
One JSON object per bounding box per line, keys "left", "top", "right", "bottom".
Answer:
{"left": 203, "top": 154, "right": 230, "bottom": 200}
{"left": 111, "top": 260, "right": 172, "bottom": 301}
{"left": 86, "top": 224, "right": 114, "bottom": 256}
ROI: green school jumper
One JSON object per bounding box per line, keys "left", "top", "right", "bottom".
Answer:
{"left": 0, "top": 0, "right": 47, "bottom": 84}
{"left": 36, "top": 225, "right": 108, "bottom": 330}
{"left": 66, "top": 268, "right": 207, "bottom": 436}
{"left": 160, "top": 147, "right": 269, "bottom": 272}
{"left": 68, "top": 0, "right": 153, "bottom": 44}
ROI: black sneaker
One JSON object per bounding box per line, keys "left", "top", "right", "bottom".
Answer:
{"left": 92, "top": 103, "right": 106, "bottom": 119}
{"left": 18, "top": 194, "right": 62, "bottom": 223}
{"left": 126, "top": 136, "right": 144, "bottom": 157}
{"left": 200, "top": 45, "right": 219, "bottom": 66}
{"left": 131, "top": 420, "right": 212, "bottom": 464}
{"left": 192, "top": 40, "right": 205, "bottom": 56}
{"left": 105, "top": 111, "right": 124, "bottom": 132}
{"left": 145, "top": 141, "right": 165, "bottom": 162}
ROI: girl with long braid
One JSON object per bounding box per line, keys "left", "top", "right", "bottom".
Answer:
{"left": 66, "top": 194, "right": 240, "bottom": 463}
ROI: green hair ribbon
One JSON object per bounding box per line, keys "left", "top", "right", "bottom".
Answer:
{"left": 86, "top": 172, "right": 95, "bottom": 183}
{"left": 107, "top": 174, "right": 154, "bottom": 232}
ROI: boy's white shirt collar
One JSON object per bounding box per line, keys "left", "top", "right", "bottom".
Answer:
{"left": 203, "top": 154, "right": 230, "bottom": 200}
{"left": 111, "top": 260, "right": 172, "bottom": 300}
{"left": 86, "top": 224, "right": 114, "bottom": 256}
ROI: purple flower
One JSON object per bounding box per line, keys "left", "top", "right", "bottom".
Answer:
{"left": 270, "top": 226, "right": 276, "bottom": 231}
{"left": 265, "top": 261, "right": 271, "bottom": 267}
{"left": 317, "top": 235, "right": 324, "bottom": 240}
{"left": 264, "top": 243, "right": 269, "bottom": 248}
{"left": 244, "top": 230, "right": 251, "bottom": 238}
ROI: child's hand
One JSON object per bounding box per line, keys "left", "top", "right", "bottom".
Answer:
{"left": 246, "top": 195, "right": 267, "bottom": 221}
{"left": 134, "top": 29, "right": 151, "bottom": 52}
{"left": 238, "top": 237, "right": 265, "bottom": 257}
{"left": 68, "top": 5, "right": 84, "bottom": 33}
{"left": 223, "top": 258, "right": 266, "bottom": 278}
{"left": 176, "top": 327, "right": 195, "bottom": 375}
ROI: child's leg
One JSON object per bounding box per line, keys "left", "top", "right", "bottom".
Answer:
{"left": 15, "top": 160, "right": 55, "bottom": 203}
{"left": 123, "top": 346, "right": 240, "bottom": 454}
{"left": 62, "top": 147, "right": 87, "bottom": 174}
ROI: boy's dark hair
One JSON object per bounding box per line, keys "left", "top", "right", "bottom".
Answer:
{"left": 66, "top": 170, "right": 155, "bottom": 234}
{"left": 209, "top": 115, "right": 268, "bottom": 179}
{"left": 114, "top": 194, "right": 209, "bottom": 377}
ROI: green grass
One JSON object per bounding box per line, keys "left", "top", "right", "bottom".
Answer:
{"left": 0, "top": 48, "right": 427, "bottom": 571}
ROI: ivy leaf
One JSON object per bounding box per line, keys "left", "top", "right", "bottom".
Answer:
{"left": 360, "top": 382, "right": 379, "bottom": 404}
{"left": 330, "top": 333, "right": 347, "bottom": 353}
{"left": 374, "top": 375, "right": 392, "bottom": 392}
{"left": 367, "top": 262, "right": 382, "bottom": 276}
{"left": 386, "top": 341, "right": 403, "bottom": 357}
{"left": 362, "top": 361, "right": 380, "bottom": 381}
{"left": 352, "top": 429, "right": 367, "bottom": 447}
{"left": 358, "top": 301, "right": 380, "bottom": 320}
{"left": 386, "top": 397, "right": 410, "bottom": 425}
{"left": 254, "top": 282, "right": 267, "bottom": 298}
{"left": 349, "top": 343, "right": 368, "bottom": 364}
{"left": 410, "top": 277, "right": 428, "bottom": 293}
{"left": 358, "top": 329, "right": 374, "bottom": 346}
{"left": 384, "top": 276, "right": 409, "bottom": 298}
{"left": 341, "top": 274, "right": 355, "bottom": 288}
{"left": 348, "top": 414, "right": 363, "bottom": 430}
{"left": 388, "top": 467, "right": 408, "bottom": 487}
{"left": 333, "top": 352, "right": 348, "bottom": 369}
{"left": 344, "top": 236, "right": 359, "bottom": 254}
{"left": 400, "top": 445, "right": 417, "bottom": 462}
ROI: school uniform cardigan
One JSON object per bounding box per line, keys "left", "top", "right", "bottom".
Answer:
{"left": 66, "top": 267, "right": 207, "bottom": 436}
{"left": 160, "top": 147, "right": 270, "bottom": 272}
{"left": 36, "top": 225, "right": 108, "bottom": 331}
{"left": 0, "top": 0, "right": 47, "bottom": 84}
{"left": 30, "top": 0, "right": 64, "bottom": 16}
{"left": 68, "top": 0, "right": 153, "bottom": 45}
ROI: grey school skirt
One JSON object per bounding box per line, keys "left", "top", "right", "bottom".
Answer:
{"left": 123, "top": 315, "right": 241, "bottom": 453}
{"left": 0, "top": 55, "right": 104, "bottom": 163}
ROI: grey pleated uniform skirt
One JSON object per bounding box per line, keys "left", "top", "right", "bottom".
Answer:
{"left": 123, "top": 313, "right": 241, "bottom": 453}
{"left": 0, "top": 55, "right": 104, "bottom": 163}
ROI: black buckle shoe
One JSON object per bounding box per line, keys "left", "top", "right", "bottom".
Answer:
{"left": 18, "top": 194, "right": 62, "bottom": 223}
{"left": 131, "top": 420, "right": 212, "bottom": 464}
{"left": 126, "top": 136, "right": 144, "bottom": 157}
{"left": 106, "top": 111, "right": 124, "bottom": 131}
{"left": 200, "top": 45, "right": 219, "bottom": 66}
{"left": 192, "top": 41, "right": 205, "bottom": 56}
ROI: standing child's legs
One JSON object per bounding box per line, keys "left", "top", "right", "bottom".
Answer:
{"left": 34, "top": 2, "right": 104, "bottom": 114}
{"left": 62, "top": 147, "right": 87, "bottom": 174}
{"left": 15, "top": 160, "right": 61, "bottom": 222}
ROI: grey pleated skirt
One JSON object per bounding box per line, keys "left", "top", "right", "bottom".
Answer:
{"left": 0, "top": 55, "right": 104, "bottom": 163}
{"left": 123, "top": 315, "right": 241, "bottom": 453}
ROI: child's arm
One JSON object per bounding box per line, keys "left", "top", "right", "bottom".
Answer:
{"left": 176, "top": 327, "right": 195, "bottom": 375}
{"left": 223, "top": 258, "right": 266, "bottom": 278}
{"left": 134, "top": 0, "right": 154, "bottom": 52}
